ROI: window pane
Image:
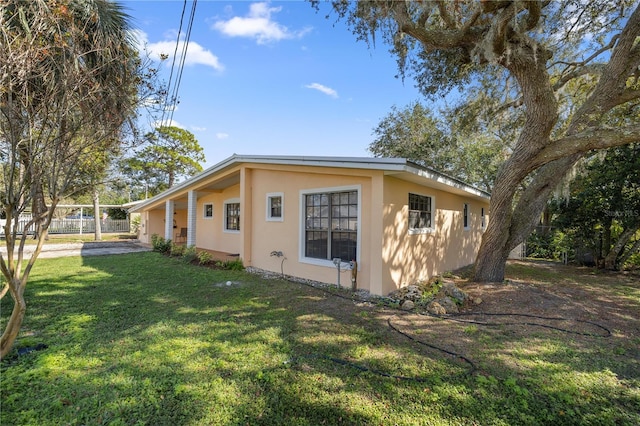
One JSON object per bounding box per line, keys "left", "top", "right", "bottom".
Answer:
{"left": 270, "top": 196, "right": 282, "bottom": 217}
{"left": 226, "top": 203, "right": 240, "bottom": 230}
{"left": 349, "top": 191, "right": 358, "bottom": 204}
{"left": 306, "top": 231, "right": 327, "bottom": 259}
{"left": 331, "top": 231, "right": 357, "bottom": 261}
{"left": 409, "top": 193, "right": 432, "bottom": 229}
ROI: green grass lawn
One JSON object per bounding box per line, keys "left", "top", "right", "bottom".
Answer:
{"left": 1, "top": 253, "right": 638, "bottom": 425}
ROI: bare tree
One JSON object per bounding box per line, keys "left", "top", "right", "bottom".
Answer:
{"left": 0, "top": 0, "right": 140, "bottom": 359}
{"left": 316, "top": 1, "right": 640, "bottom": 282}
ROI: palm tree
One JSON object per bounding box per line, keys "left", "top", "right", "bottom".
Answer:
{"left": 0, "top": 0, "right": 140, "bottom": 359}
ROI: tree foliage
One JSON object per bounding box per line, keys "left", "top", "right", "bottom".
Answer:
{"left": 368, "top": 101, "right": 507, "bottom": 192}
{"left": 315, "top": 0, "right": 640, "bottom": 282}
{"left": 124, "top": 126, "right": 205, "bottom": 193}
{"left": 0, "top": 0, "right": 141, "bottom": 359}
{"left": 550, "top": 144, "right": 640, "bottom": 269}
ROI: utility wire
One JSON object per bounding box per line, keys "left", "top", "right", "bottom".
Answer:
{"left": 159, "top": 0, "right": 187, "bottom": 128}
{"left": 168, "top": 0, "right": 198, "bottom": 127}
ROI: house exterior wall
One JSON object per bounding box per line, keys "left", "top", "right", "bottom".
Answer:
{"left": 195, "top": 185, "right": 241, "bottom": 254}
{"left": 140, "top": 210, "right": 165, "bottom": 242}
{"left": 381, "top": 176, "right": 489, "bottom": 294}
{"left": 133, "top": 158, "right": 490, "bottom": 297}
{"left": 243, "top": 166, "right": 376, "bottom": 293}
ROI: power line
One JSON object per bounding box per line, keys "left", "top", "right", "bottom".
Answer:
{"left": 168, "top": 0, "right": 197, "bottom": 127}
{"left": 160, "top": 0, "right": 198, "bottom": 129}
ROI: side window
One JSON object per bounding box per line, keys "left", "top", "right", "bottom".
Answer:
{"left": 266, "top": 193, "right": 283, "bottom": 221}
{"left": 408, "top": 193, "right": 433, "bottom": 233}
{"left": 203, "top": 203, "right": 213, "bottom": 219}
{"left": 224, "top": 200, "right": 240, "bottom": 232}
{"left": 463, "top": 203, "right": 470, "bottom": 230}
{"left": 481, "top": 207, "right": 485, "bottom": 229}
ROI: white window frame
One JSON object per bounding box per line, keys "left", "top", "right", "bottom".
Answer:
{"left": 463, "top": 203, "right": 471, "bottom": 231}
{"left": 266, "top": 192, "right": 284, "bottom": 222}
{"left": 203, "top": 203, "right": 214, "bottom": 219}
{"left": 408, "top": 193, "right": 435, "bottom": 235}
{"left": 223, "top": 198, "right": 240, "bottom": 233}
{"left": 299, "top": 185, "right": 361, "bottom": 268}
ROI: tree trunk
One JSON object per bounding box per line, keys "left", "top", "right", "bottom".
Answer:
{"left": 618, "top": 235, "right": 640, "bottom": 268}
{"left": 93, "top": 190, "right": 102, "bottom": 241}
{"left": 0, "top": 280, "right": 26, "bottom": 360}
{"left": 599, "top": 216, "right": 617, "bottom": 262}
{"left": 604, "top": 227, "right": 638, "bottom": 270}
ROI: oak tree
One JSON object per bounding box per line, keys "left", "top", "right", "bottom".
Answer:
{"left": 315, "top": 0, "right": 640, "bottom": 282}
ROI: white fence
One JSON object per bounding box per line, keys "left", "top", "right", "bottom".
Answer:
{"left": 1, "top": 218, "right": 130, "bottom": 235}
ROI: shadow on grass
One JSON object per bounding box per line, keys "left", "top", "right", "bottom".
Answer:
{"left": 1, "top": 252, "right": 639, "bottom": 425}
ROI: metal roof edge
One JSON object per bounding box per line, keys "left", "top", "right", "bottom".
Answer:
{"left": 129, "top": 154, "right": 489, "bottom": 212}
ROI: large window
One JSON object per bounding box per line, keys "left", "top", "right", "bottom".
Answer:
{"left": 409, "top": 193, "right": 432, "bottom": 231}
{"left": 225, "top": 201, "right": 240, "bottom": 231}
{"left": 304, "top": 189, "right": 358, "bottom": 262}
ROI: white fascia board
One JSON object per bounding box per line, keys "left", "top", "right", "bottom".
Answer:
{"left": 402, "top": 163, "right": 491, "bottom": 200}
{"left": 129, "top": 154, "right": 489, "bottom": 213}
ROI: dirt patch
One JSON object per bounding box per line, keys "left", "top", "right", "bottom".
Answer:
{"left": 304, "top": 260, "right": 640, "bottom": 378}
{"left": 458, "top": 261, "right": 640, "bottom": 339}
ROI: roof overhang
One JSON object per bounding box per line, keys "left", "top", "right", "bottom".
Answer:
{"left": 129, "top": 154, "right": 490, "bottom": 212}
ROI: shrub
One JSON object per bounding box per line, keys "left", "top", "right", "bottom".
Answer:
{"left": 151, "top": 234, "right": 172, "bottom": 254}
{"left": 130, "top": 215, "right": 141, "bottom": 234}
{"left": 197, "top": 251, "right": 213, "bottom": 265}
{"left": 182, "top": 246, "right": 198, "bottom": 263}
{"left": 223, "top": 258, "right": 244, "bottom": 271}
{"left": 170, "top": 242, "right": 185, "bottom": 257}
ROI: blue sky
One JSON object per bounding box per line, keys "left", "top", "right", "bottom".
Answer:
{"left": 123, "top": 0, "right": 424, "bottom": 168}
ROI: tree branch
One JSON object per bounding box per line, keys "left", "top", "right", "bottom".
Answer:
{"left": 533, "top": 124, "right": 640, "bottom": 167}
{"left": 436, "top": 1, "right": 457, "bottom": 28}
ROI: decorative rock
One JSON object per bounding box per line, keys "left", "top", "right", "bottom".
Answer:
{"left": 436, "top": 296, "right": 459, "bottom": 314}
{"left": 473, "top": 297, "right": 483, "bottom": 305}
{"left": 442, "top": 282, "right": 468, "bottom": 303}
{"left": 426, "top": 301, "right": 446, "bottom": 315}
{"left": 403, "top": 285, "right": 423, "bottom": 301}
{"left": 400, "top": 300, "right": 415, "bottom": 310}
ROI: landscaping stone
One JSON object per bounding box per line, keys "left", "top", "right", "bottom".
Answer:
{"left": 442, "top": 282, "right": 468, "bottom": 303}
{"left": 436, "top": 296, "right": 459, "bottom": 314}
{"left": 400, "top": 300, "right": 415, "bottom": 310}
{"left": 426, "top": 301, "right": 446, "bottom": 315}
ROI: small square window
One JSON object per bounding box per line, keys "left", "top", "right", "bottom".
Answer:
{"left": 203, "top": 203, "right": 213, "bottom": 219}
{"left": 266, "top": 193, "right": 284, "bottom": 221}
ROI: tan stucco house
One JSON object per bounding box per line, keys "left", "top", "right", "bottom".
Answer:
{"left": 130, "top": 155, "right": 490, "bottom": 296}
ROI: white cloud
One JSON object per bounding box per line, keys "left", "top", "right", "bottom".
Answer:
{"left": 211, "top": 2, "right": 311, "bottom": 44}
{"left": 305, "top": 83, "right": 338, "bottom": 98}
{"left": 131, "top": 29, "right": 224, "bottom": 71}
{"left": 216, "top": 132, "right": 230, "bottom": 140}
{"left": 153, "top": 119, "right": 185, "bottom": 129}
{"left": 191, "top": 126, "right": 207, "bottom": 132}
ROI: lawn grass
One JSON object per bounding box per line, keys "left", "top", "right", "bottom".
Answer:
{"left": 1, "top": 253, "right": 639, "bottom": 425}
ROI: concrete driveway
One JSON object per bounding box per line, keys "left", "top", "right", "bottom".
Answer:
{"left": 0, "top": 240, "right": 151, "bottom": 259}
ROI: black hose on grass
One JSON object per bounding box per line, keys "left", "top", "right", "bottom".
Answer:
{"left": 434, "top": 311, "right": 612, "bottom": 337}
{"left": 283, "top": 278, "right": 611, "bottom": 383}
